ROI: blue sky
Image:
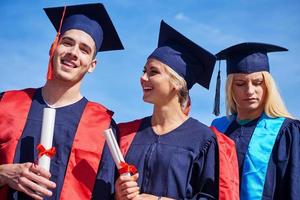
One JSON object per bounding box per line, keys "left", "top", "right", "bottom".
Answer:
{"left": 1, "top": 0, "right": 299, "bottom": 125}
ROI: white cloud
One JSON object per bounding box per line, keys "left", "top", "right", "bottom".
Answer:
{"left": 175, "top": 12, "right": 190, "bottom": 21}
{"left": 174, "top": 12, "right": 244, "bottom": 48}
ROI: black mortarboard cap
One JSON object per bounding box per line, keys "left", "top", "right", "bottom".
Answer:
{"left": 212, "top": 42, "right": 288, "bottom": 116}
{"left": 44, "top": 3, "right": 124, "bottom": 52}
{"left": 216, "top": 42, "right": 288, "bottom": 75}
{"left": 148, "top": 20, "right": 216, "bottom": 90}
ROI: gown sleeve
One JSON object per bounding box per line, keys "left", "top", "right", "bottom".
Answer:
{"left": 91, "top": 119, "right": 118, "bottom": 200}
{"left": 189, "top": 137, "right": 218, "bottom": 200}
{"left": 272, "top": 119, "right": 300, "bottom": 200}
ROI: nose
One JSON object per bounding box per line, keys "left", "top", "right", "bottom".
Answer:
{"left": 246, "top": 83, "right": 255, "bottom": 95}
{"left": 140, "top": 72, "right": 149, "bottom": 88}
{"left": 141, "top": 72, "right": 149, "bottom": 81}
{"left": 67, "top": 46, "right": 78, "bottom": 60}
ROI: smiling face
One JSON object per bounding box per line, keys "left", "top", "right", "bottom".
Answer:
{"left": 231, "top": 72, "right": 267, "bottom": 117}
{"left": 52, "top": 29, "right": 97, "bottom": 83}
{"left": 140, "top": 58, "right": 177, "bottom": 106}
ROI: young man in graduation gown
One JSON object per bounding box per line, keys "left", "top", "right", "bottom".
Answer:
{"left": 0, "top": 3, "right": 123, "bottom": 200}
{"left": 114, "top": 21, "right": 239, "bottom": 200}
{"left": 211, "top": 42, "right": 300, "bottom": 200}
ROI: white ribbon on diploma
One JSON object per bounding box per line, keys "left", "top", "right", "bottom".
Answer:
{"left": 38, "top": 108, "right": 56, "bottom": 171}
{"left": 103, "top": 128, "right": 130, "bottom": 176}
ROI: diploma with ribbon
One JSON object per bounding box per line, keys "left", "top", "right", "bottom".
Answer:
{"left": 103, "top": 128, "right": 137, "bottom": 176}
{"left": 37, "top": 108, "right": 56, "bottom": 171}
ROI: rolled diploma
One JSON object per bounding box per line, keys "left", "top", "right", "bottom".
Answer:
{"left": 103, "top": 128, "right": 130, "bottom": 176}
{"left": 38, "top": 108, "right": 56, "bottom": 171}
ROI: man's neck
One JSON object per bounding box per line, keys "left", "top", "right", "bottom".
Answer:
{"left": 42, "top": 80, "right": 83, "bottom": 108}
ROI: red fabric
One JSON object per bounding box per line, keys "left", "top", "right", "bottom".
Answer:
{"left": 118, "top": 161, "right": 137, "bottom": 175}
{"left": 210, "top": 126, "right": 240, "bottom": 200}
{"left": 0, "top": 88, "right": 36, "bottom": 199}
{"left": 118, "top": 119, "right": 142, "bottom": 157}
{"left": 60, "top": 102, "right": 112, "bottom": 200}
{"left": 36, "top": 144, "right": 56, "bottom": 158}
{"left": 0, "top": 89, "right": 113, "bottom": 200}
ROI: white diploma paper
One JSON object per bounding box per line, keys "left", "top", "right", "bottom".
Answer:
{"left": 103, "top": 128, "right": 130, "bottom": 176}
{"left": 38, "top": 108, "right": 56, "bottom": 171}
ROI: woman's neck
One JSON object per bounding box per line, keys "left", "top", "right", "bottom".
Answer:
{"left": 42, "top": 80, "right": 83, "bottom": 108}
{"left": 151, "top": 102, "right": 188, "bottom": 135}
{"left": 236, "top": 107, "right": 263, "bottom": 121}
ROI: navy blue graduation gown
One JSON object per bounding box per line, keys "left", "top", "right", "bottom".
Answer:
{"left": 225, "top": 117, "right": 300, "bottom": 199}
{"left": 124, "top": 116, "right": 218, "bottom": 199}
{"left": 3, "top": 88, "right": 116, "bottom": 200}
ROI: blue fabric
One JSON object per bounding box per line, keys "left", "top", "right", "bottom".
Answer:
{"left": 240, "top": 114, "right": 284, "bottom": 200}
{"left": 44, "top": 3, "right": 124, "bottom": 52}
{"left": 227, "top": 52, "right": 269, "bottom": 74}
{"left": 215, "top": 42, "right": 287, "bottom": 75}
{"left": 149, "top": 46, "right": 187, "bottom": 82}
{"left": 8, "top": 88, "right": 116, "bottom": 200}
{"left": 62, "top": 14, "right": 103, "bottom": 51}
{"left": 216, "top": 114, "right": 300, "bottom": 200}
{"left": 148, "top": 21, "right": 216, "bottom": 90}
{"left": 124, "top": 116, "right": 218, "bottom": 199}
{"left": 211, "top": 116, "right": 234, "bottom": 133}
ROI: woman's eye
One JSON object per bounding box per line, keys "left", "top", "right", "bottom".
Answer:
{"left": 148, "top": 71, "right": 158, "bottom": 76}
{"left": 235, "top": 82, "right": 244, "bottom": 86}
{"left": 254, "top": 81, "right": 263, "bottom": 86}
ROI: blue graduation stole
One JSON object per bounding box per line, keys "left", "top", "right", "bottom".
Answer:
{"left": 211, "top": 115, "right": 234, "bottom": 133}
{"left": 240, "top": 114, "right": 284, "bottom": 200}
{"left": 212, "top": 114, "right": 285, "bottom": 200}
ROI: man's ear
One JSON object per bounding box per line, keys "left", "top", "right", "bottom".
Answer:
{"left": 88, "top": 59, "right": 97, "bottom": 73}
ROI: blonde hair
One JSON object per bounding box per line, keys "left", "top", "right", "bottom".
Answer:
{"left": 225, "top": 71, "right": 293, "bottom": 118}
{"left": 163, "top": 63, "right": 189, "bottom": 109}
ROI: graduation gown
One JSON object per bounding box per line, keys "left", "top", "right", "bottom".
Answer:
{"left": 119, "top": 116, "right": 219, "bottom": 199}
{"left": 0, "top": 88, "right": 117, "bottom": 200}
{"left": 212, "top": 115, "right": 300, "bottom": 200}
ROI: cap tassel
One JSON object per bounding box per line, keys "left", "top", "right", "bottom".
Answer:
{"left": 213, "top": 62, "right": 221, "bottom": 116}
{"left": 46, "top": 6, "right": 66, "bottom": 80}
{"left": 47, "top": 35, "right": 60, "bottom": 80}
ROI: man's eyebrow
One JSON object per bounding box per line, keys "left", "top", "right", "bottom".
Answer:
{"left": 61, "top": 36, "right": 74, "bottom": 42}
{"left": 80, "top": 43, "right": 92, "bottom": 53}
{"left": 61, "top": 36, "right": 92, "bottom": 53}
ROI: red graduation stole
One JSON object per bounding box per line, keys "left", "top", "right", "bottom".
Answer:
{"left": 0, "top": 88, "right": 112, "bottom": 200}
{"left": 118, "top": 119, "right": 240, "bottom": 200}
{"left": 0, "top": 88, "right": 35, "bottom": 198}
{"left": 118, "top": 119, "right": 142, "bottom": 157}
{"left": 210, "top": 126, "right": 240, "bottom": 200}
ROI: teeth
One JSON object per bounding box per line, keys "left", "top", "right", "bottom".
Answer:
{"left": 144, "top": 86, "right": 152, "bottom": 90}
{"left": 62, "top": 60, "right": 76, "bottom": 68}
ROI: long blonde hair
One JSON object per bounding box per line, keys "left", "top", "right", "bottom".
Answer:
{"left": 226, "top": 71, "right": 293, "bottom": 118}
